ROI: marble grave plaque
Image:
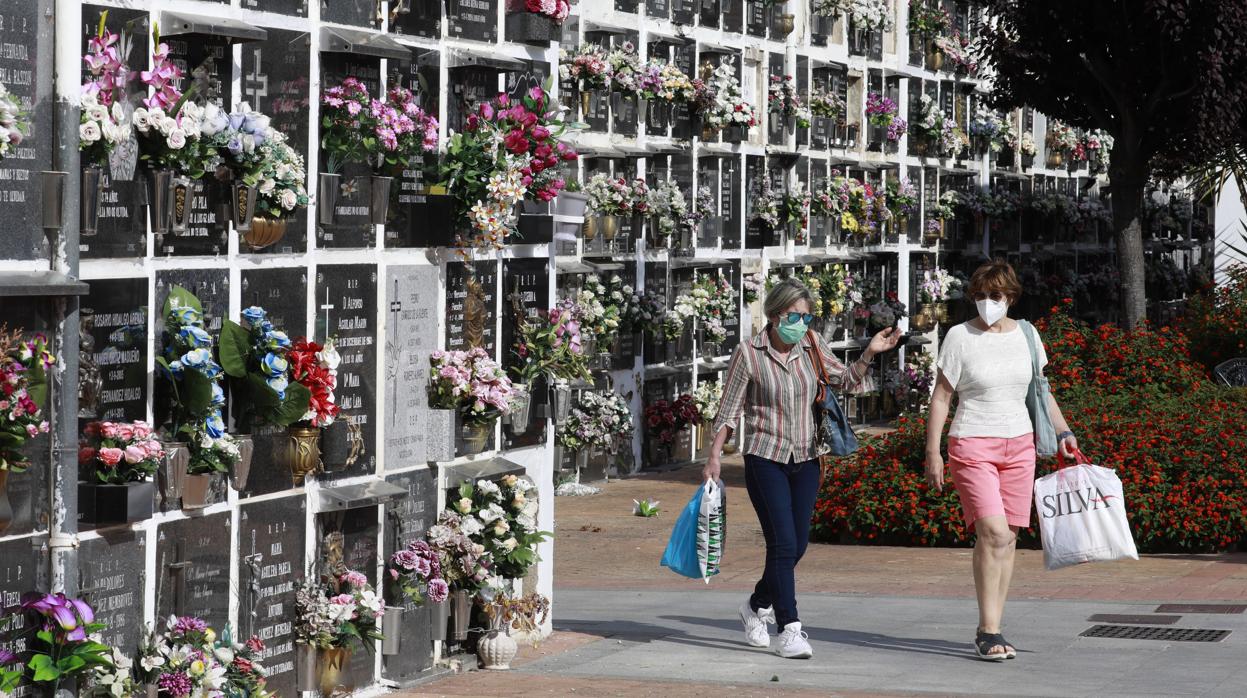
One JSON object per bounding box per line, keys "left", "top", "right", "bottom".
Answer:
{"left": 392, "top": 0, "right": 441, "bottom": 39}
{"left": 240, "top": 267, "right": 309, "bottom": 497}
{"left": 241, "top": 0, "right": 308, "bottom": 16}
{"left": 316, "top": 264, "right": 378, "bottom": 479}
{"left": 0, "top": 0, "right": 51, "bottom": 260}
{"left": 322, "top": 0, "right": 377, "bottom": 27}
{"left": 501, "top": 258, "right": 549, "bottom": 449}
{"left": 0, "top": 301, "right": 51, "bottom": 537}
{"left": 239, "top": 497, "right": 306, "bottom": 696}
{"left": 156, "top": 512, "right": 232, "bottom": 628}
{"left": 78, "top": 532, "right": 146, "bottom": 653}
{"left": 80, "top": 6, "right": 149, "bottom": 260}
{"left": 384, "top": 55, "right": 442, "bottom": 249}
{"left": 447, "top": 0, "right": 498, "bottom": 43}
{"left": 381, "top": 468, "right": 438, "bottom": 680}
{"left": 444, "top": 260, "right": 497, "bottom": 356}
{"left": 0, "top": 538, "right": 41, "bottom": 693}
{"left": 241, "top": 28, "right": 311, "bottom": 254}
{"left": 162, "top": 34, "right": 233, "bottom": 256}
{"left": 321, "top": 505, "right": 380, "bottom": 683}
{"left": 78, "top": 277, "right": 148, "bottom": 429}
{"left": 672, "top": 0, "right": 696, "bottom": 24}
{"left": 319, "top": 55, "right": 381, "bottom": 249}
{"left": 647, "top": 0, "right": 670, "bottom": 20}
{"left": 384, "top": 266, "right": 454, "bottom": 467}
{"left": 746, "top": 0, "right": 767, "bottom": 37}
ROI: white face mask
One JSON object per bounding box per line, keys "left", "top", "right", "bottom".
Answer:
{"left": 976, "top": 297, "right": 1009, "bottom": 326}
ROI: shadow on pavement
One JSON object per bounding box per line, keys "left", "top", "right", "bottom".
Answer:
{"left": 661, "top": 614, "right": 972, "bottom": 660}
{"left": 551, "top": 618, "right": 764, "bottom": 657}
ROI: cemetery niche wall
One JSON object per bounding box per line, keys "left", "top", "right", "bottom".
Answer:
{"left": 0, "top": 0, "right": 1215, "bottom": 694}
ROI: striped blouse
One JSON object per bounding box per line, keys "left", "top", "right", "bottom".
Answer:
{"left": 711, "top": 327, "right": 873, "bottom": 463}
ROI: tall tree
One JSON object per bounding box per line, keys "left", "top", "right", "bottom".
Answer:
{"left": 977, "top": 1, "right": 1247, "bottom": 327}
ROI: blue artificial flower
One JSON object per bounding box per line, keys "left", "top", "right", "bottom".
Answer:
{"left": 261, "top": 352, "right": 288, "bottom": 378}
{"left": 179, "top": 326, "right": 213, "bottom": 349}
{"left": 165, "top": 360, "right": 184, "bottom": 378}
{"left": 227, "top": 135, "right": 244, "bottom": 155}
{"left": 266, "top": 376, "right": 288, "bottom": 399}
{"left": 205, "top": 412, "right": 226, "bottom": 438}
{"left": 265, "top": 330, "right": 292, "bottom": 350}
{"left": 172, "top": 307, "right": 202, "bottom": 327}
{"left": 210, "top": 383, "right": 226, "bottom": 407}
{"left": 181, "top": 348, "right": 211, "bottom": 369}
{"left": 202, "top": 360, "right": 223, "bottom": 380}
{"left": 241, "top": 306, "right": 267, "bottom": 328}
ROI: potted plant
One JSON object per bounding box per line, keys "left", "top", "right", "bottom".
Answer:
{"left": 477, "top": 591, "right": 549, "bottom": 671}
{"left": 750, "top": 178, "right": 784, "bottom": 246}
{"left": 451, "top": 475, "right": 549, "bottom": 582}
{"left": 78, "top": 421, "right": 163, "bottom": 524}
{"left": 646, "top": 180, "right": 687, "bottom": 249}
{"left": 0, "top": 594, "right": 112, "bottom": 696}
{"left": 767, "top": 75, "right": 810, "bottom": 138}
{"left": 425, "top": 510, "right": 496, "bottom": 642}
{"left": 810, "top": 0, "right": 846, "bottom": 38}
{"left": 135, "top": 616, "right": 228, "bottom": 696}
{"left": 0, "top": 328, "right": 51, "bottom": 535}
{"left": 283, "top": 338, "right": 341, "bottom": 484}
{"left": 561, "top": 43, "right": 611, "bottom": 119}
{"left": 218, "top": 306, "right": 309, "bottom": 490}
{"left": 692, "top": 62, "right": 756, "bottom": 143}
{"left": 156, "top": 286, "right": 240, "bottom": 510}
{"left": 294, "top": 571, "right": 385, "bottom": 695}
{"left": 583, "top": 174, "right": 630, "bottom": 242}
{"left": 690, "top": 273, "right": 737, "bottom": 355}
{"left": 555, "top": 390, "right": 633, "bottom": 468}
{"left": 607, "top": 43, "right": 644, "bottom": 130}
{"left": 133, "top": 26, "right": 217, "bottom": 239}
{"left": 886, "top": 178, "right": 919, "bottom": 235}
{"left": 643, "top": 394, "right": 698, "bottom": 465}
{"left": 908, "top": 0, "right": 951, "bottom": 69}
{"left": 692, "top": 380, "right": 723, "bottom": 453}
{"left": 428, "top": 348, "right": 515, "bottom": 456}
{"left": 79, "top": 14, "right": 126, "bottom": 237}
{"left": 384, "top": 540, "right": 450, "bottom": 655}
{"left": 505, "top": 0, "right": 570, "bottom": 45}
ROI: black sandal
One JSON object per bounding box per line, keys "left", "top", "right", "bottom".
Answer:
{"left": 974, "top": 630, "right": 1011, "bottom": 661}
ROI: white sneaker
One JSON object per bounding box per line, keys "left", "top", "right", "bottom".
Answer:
{"left": 773, "top": 622, "right": 813, "bottom": 659}
{"left": 739, "top": 601, "right": 774, "bottom": 648}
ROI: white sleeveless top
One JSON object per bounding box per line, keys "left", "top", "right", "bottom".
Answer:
{"left": 936, "top": 321, "right": 1046, "bottom": 439}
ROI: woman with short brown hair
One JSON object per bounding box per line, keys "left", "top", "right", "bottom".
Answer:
{"left": 924, "top": 259, "right": 1083, "bottom": 661}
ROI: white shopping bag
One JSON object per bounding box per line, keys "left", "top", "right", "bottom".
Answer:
{"left": 1034, "top": 451, "right": 1139, "bottom": 571}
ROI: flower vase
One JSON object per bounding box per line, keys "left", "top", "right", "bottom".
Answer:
{"left": 582, "top": 216, "right": 598, "bottom": 241}
{"left": 772, "top": 11, "right": 795, "bottom": 37}
{"left": 78, "top": 481, "right": 156, "bottom": 525}
{"left": 159, "top": 440, "right": 190, "bottom": 507}
{"left": 382, "top": 605, "right": 404, "bottom": 655}
{"left": 723, "top": 124, "right": 747, "bottom": 143}
{"left": 549, "top": 380, "right": 572, "bottom": 424}
{"left": 505, "top": 383, "right": 532, "bottom": 436}
{"left": 601, "top": 215, "right": 619, "bottom": 240}
{"left": 370, "top": 175, "right": 393, "bottom": 224}
{"left": 1047, "top": 151, "right": 1063, "bottom": 169}
{"left": 647, "top": 219, "right": 668, "bottom": 249}
{"left": 147, "top": 169, "right": 173, "bottom": 235}
{"left": 316, "top": 647, "right": 353, "bottom": 696}
{"left": 231, "top": 435, "right": 254, "bottom": 491}
{"left": 554, "top": 191, "right": 590, "bottom": 218}
{"left": 431, "top": 600, "right": 449, "bottom": 642}
{"left": 285, "top": 425, "right": 322, "bottom": 485}
{"left": 81, "top": 166, "right": 102, "bottom": 235}
{"left": 242, "top": 217, "right": 287, "bottom": 251}
{"left": 231, "top": 183, "right": 259, "bottom": 233}
{"left": 460, "top": 420, "right": 493, "bottom": 455}
{"left": 451, "top": 589, "right": 471, "bottom": 641}
{"left": 169, "top": 175, "right": 193, "bottom": 233}
{"left": 295, "top": 645, "right": 317, "bottom": 693}
{"left": 478, "top": 625, "right": 519, "bottom": 671}
{"left": 926, "top": 43, "right": 945, "bottom": 71}
{"left": 181, "top": 473, "right": 219, "bottom": 510}
{"left": 0, "top": 469, "right": 11, "bottom": 535}
{"left": 579, "top": 89, "right": 592, "bottom": 119}
{"left": 935, "top": 302, "right": 950, "bottom": 323}
{"left": 318, "top": 173, "right": 341, "bottom": 226}
{"left": 144, "top": 684, "right": 158, "bottom": 698}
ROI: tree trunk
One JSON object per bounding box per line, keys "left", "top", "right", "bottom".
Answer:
{"left": 1109, "top": 162, "right": 1148, "bottom": 329}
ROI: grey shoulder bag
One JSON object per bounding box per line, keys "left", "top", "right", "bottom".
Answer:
{"left": 1019, "top": 320, "right": 1058, "bottom": 457}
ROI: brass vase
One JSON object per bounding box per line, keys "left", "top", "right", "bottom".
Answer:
{"left": 242, "top": 217, "right": 287, "bottom": 251}
{"left": 286, "top": 426, "right": 322, "bottom": 485}
{"left": 582, "top": 216, "right": 598, "bottom": 241}
{"left": 926, "top": 43, "right": 945, "bottom": 71}
{"left": 600, "top": 215, "right": 619, "bottom": 240}
{"left": 316, "top": 647, "right": 353, "bottom": 696}
{"left": 579, "top": 90, "right": 591, "bottom": 118}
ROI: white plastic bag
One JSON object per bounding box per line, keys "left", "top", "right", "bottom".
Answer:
{"left": 696, "top": 479, "right": 726, "bottom": 582}
{"left": 1034, "top": 453, "right": 1139, "bottom": 571}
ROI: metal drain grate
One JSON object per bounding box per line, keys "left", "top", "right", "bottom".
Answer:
{"left": 1081, "top": 625, "right": 1231, "bottom": 642}
{"left": 1155, "top": 603, "right": 1247, "bottom": 614}
{"left": 1088, "top": 614, "right": 1180, "bottom": 625}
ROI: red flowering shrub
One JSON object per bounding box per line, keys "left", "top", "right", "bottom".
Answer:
{"left": 1182, "top": 264, "right": 1247, "bottom": 375}
{"left": 644, "top": 394, "right": 699, "bottom": 445}
{"left": 812, "top": 304, "right": 1247, "bottom": 552}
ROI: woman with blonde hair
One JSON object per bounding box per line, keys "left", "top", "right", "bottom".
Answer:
{"left": 925, "top": 259, "right": 1083, "bottom": 661}
{"left": 706, "top": 278, "right": 900, "bottom": 659}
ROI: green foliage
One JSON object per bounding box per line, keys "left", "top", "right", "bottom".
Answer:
{"left": 217, "top": 320, "right": 251, "bottom": 378}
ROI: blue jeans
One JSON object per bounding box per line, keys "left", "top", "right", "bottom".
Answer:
{"left": 744, "top": 454, "right": 820, "bottom": 629}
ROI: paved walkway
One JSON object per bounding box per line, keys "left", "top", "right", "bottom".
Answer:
{"left": 399, "top": 458, "right": 1247, "bottom": 697}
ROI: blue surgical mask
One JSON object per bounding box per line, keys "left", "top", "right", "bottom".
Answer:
{"left": 776, "top": 316, "right": 808, "bottom": 344}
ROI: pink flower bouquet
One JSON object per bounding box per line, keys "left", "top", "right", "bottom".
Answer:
{"left": 80, "top": 421, "right": 164, "bottom": 485}
{"left": 428, "top": 348, "right": 515, "bottom": 427}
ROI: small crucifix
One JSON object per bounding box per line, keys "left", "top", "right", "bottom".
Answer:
{"left": 244, "top": 48, "right": 269, "bottom": 112}
{"left": 320, "top": 287, "right": 335, "bottom": 341}
{"left": 388, "top": 278, "right": 402, "bottom": 426}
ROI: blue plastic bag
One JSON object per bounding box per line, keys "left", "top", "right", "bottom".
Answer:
{"left": 661, "top": 480, "right": 726, "bottom": 582}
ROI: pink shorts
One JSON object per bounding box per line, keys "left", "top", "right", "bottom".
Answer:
{"left": 948, "top": 435, "right": 1036, "bottom": 531}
